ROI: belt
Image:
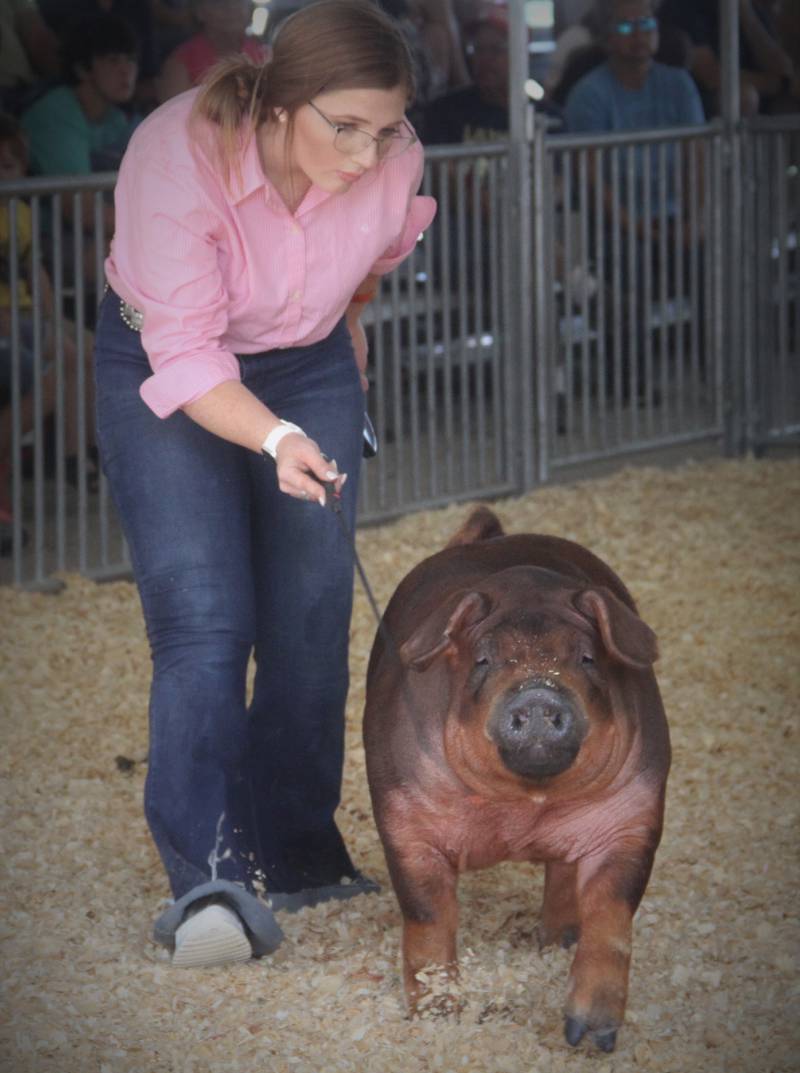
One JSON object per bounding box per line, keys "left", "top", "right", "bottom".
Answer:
{"left": 119, "top": 298, "right": 144, "bottom": 333}
{"left": 104, "top": 283, "right": 144, "bottom": 332}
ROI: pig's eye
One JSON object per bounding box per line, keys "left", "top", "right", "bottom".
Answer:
{"left": 468, "top": 656, "right": 490, "bottom": 694}
{"left": 581, "top": 652, "right": 595, "bottom": 667}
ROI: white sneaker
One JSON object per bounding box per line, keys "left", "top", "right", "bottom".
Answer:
{"left": 172, "top": 903, "right": 252, "bottom": 968}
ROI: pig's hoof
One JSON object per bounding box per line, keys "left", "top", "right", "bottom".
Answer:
{"left": 564, "top": 1016, "right": 618, "bottom": 1052}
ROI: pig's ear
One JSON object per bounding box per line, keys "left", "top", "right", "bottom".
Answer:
{"left": 574, "top": 588, "right": 658, "bottom": 669}
{"left": 400, "top": 591, "right": 492, "bottom": 672}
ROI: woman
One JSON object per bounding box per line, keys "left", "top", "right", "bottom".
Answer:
{"left": 95, "top": 0, "right": 435, "bottom": 968}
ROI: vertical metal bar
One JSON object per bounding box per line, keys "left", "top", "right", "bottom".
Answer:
{"left": 621, "top": 144, "right": 634, "bottom": 437}
{"left": 471, "top": 159, "right": 487, "bottom": 485}
{"left": 711, "top": 133, "right": 726, "bottom": 439}
{"left": 682, "top": 139, "right": 694, "bottom": 418}
{"left": 611, "top": 146, "right": 623, "bottom": 442}
{"left": 372, "top": 277, "right": 387, "bottom": 509}
{"left": 532, "top": 119, "right": 551, "bottom": 483}
{"left": 673, "top": 137, "right": 685, "bottom": 430}
{"left": 423, "top": 160, "right": 437, "bottom": 500}
{"left": 456, "top": 158, "right": 470, "bottom": 489}
{"left": 8, "top": 198, "right": 24, "bottom": 583}
{"left": 72, "top": 192, "right": 88, "bottom": 571}
{"left": 439, "top": 160, "right": 454, "bottom": 492}
{"left": 657, "top": 139, "right": 668, "bottom": 434}
{"left": 642, "top": 142, "right": 653, "bottom": 434}
{"left": 389, "top": 262, "right": 404, "bottom": 508}
{"left": 488, "top": 156, "right": 503, "bottom": 481}
{"left": 406, "top": 239, "right": 421, "bottom": 501}
{"left": 51, "top": 193, "right": 66, "bottom": 572}
{"left": 562, "top": 150, "right": 575, "bottom": 448}
{"left": 775, "top": 132, "right": 789, "bottom": 432}
{"left": 594, "top": 144, "right": 607, "bottom": 448}
{"left": 739, "top": 125, "right": 755, "bottom": 447}
{"left": 30, "top": 197, "right": 46, "bottom": 582}
{"left": 578, "top": 147, "right": 591, "bottom": 444}
{"left": 94, "top": 192, "right": 109, "bottom": 567}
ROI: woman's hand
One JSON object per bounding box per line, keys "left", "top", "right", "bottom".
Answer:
{"left": 274, "top": 432, "right": 347, "bottom": 505}
{"left": 347, "top": 315, "right": 370, "bottom": 393}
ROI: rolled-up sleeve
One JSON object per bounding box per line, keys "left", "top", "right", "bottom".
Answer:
{"left": 370, "top": 149, "right": 437, "bottom": 276}
{"left": 111, "top": 139, "right": 242, "bottom": 418}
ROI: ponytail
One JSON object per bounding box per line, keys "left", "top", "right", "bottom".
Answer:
{"left": 190, "top": 55, "right": 269, "bottom": 187}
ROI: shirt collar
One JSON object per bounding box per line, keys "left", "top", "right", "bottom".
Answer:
{"left": 225, "top": 130, "right": 268, "bottom": 205}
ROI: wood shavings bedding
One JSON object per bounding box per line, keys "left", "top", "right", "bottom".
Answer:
{"left": 1, "top": 457, "right": 798, "bottom": 1073}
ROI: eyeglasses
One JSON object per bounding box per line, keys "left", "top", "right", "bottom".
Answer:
{"left": 613, "top": 15, "right": 658, "bottom": 35}
{"left": 307, "top": 100, "right": 416, "bottom": 161}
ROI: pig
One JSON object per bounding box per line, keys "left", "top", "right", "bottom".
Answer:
{"left": 363, "top": 507, "right": 670, "bottom": 1052}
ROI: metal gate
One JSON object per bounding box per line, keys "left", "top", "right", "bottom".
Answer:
{"left": 1, "top": 117, "right": 798, "bottom": 587}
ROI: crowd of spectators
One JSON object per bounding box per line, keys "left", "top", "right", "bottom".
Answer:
{"left": 1, "top": 0, "right": 797, "bottom": 187}
{"left": 0, "top": 0, "right": 798, "bottom": 553}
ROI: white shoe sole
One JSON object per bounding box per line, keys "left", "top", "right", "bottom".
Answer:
{"left": 172, "top": 904, "right": 252, "bottom": 968}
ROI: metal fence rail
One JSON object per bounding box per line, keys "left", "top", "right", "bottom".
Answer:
{"left": 1, "top": 117, "right": 798, "bottom": 587}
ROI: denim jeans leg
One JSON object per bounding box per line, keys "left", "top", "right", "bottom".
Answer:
{"left": 238, "top": 321, "right": 366, "bottom": 893}
{"left": 94, "top": 293, "right": 260, "bottom": 900}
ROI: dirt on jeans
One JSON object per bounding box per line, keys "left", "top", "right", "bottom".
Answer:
{"left": 1, "top": 456, "right": 798, "bottom": 1073}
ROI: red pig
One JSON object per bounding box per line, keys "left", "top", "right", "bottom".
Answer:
{"left": 363, "top": 507, "right": 670, "bottom": 1052}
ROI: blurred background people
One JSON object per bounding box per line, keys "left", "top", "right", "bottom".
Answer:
{"left": 423, "top": 9, "right": 509, "bottom": 144}
{"left": 658, "top": 0, "right": 796, "bottom": 116}
{"left": 0, "top": 0, "right": 60, "bottom": 115}
{"left": 0, "top": 113, "right": 97, "bottom": 554}
{"left": 156, "top": 0, "right": 267, "bottom": 103}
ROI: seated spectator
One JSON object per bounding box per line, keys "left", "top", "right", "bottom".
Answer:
{"left": 0, "top": 113, "right": 97, "bottom": 555}
{"left": 156, "top": 0, "right": 266, "bottom": 103}
{"left": 38, "top": 0, "right": 158, "bottom": 108}
{"left": 22, "top": 12, "right": 138, "bottom": 175}
{"left": 407, "top": 0, "right": 469, "bottom": 102}
{"left": 422, "top": 10, "right": 510, "bottom": 145}
{"left": 0, "top": 0, "right": 60, "bottom": 115}
{"left": 564, "top": 0, "right": 707, "bottom": 399}
{"left": 549, "top": 8, "right": 692, "bottom": 111}
{"left": 21, "top": 12, "right": 138, "bottom": 232}
{"left": 658, "top": 0, "right": 795, "bottom": 117}
{"left": 565, "top": 0, "right": 704, "bottom": 222}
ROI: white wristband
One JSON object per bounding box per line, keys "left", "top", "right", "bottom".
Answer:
{"left": 261, "top": 420, "right": 305, "bottom": 460}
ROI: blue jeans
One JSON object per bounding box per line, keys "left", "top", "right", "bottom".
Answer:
{"left": 95, "top": 291, "right": 365, "bottom": 902}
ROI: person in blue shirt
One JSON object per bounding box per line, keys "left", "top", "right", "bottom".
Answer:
{"left": 565, "top": 0, "right": 704, "bottom": 223}
{"left": 563, "top": 0, "right": 707, "bottom": 401}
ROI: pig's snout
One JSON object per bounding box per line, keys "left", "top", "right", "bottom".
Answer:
{"left": 488, "top": 684, "right": 586, "bottom": 779}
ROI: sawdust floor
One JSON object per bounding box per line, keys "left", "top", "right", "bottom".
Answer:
{"left": 1, "top": 456, "right": 799, "bottom": 1073}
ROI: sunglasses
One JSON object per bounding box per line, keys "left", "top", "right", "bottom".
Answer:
{"left": 613, "top": 15, "right": 658, "bottom": 35}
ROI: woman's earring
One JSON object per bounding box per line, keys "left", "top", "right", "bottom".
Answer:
{"left": 276, "top": 109, "right": 287, "bottom": 123}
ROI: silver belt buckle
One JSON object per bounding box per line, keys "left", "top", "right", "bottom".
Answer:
{"left": 120, "top": 299, "right": 144, "bottom": 332}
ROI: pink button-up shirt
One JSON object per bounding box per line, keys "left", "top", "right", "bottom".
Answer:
{"left": 105, "top": 90, "right": 437, "bottom": 418}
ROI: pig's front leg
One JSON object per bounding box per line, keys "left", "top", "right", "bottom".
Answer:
{"left": 538, "top": 860, "right": 580, "bottom": 950}
{"left": 564, "top": 841, "right": 657, "bottom": 1052}
{"left": 384, "top": 838, "right": 461, "bottom": 1017}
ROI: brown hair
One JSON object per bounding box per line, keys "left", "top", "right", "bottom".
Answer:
{"left": 191, "top": 0, "right": 415, "bottom": 186}
{"left": 0, "top": 112, "right": 29, "bottom": 172}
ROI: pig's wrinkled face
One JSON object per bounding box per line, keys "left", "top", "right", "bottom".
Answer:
{"left": 465, "top": 608, "right": 598, "bottom": 780}
{"left": 400, "top": 566, "right": 658, "bottom": 787}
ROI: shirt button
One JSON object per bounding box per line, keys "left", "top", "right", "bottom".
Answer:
{"left": 292, "top": 290, "right": 301, "bottom": 300}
